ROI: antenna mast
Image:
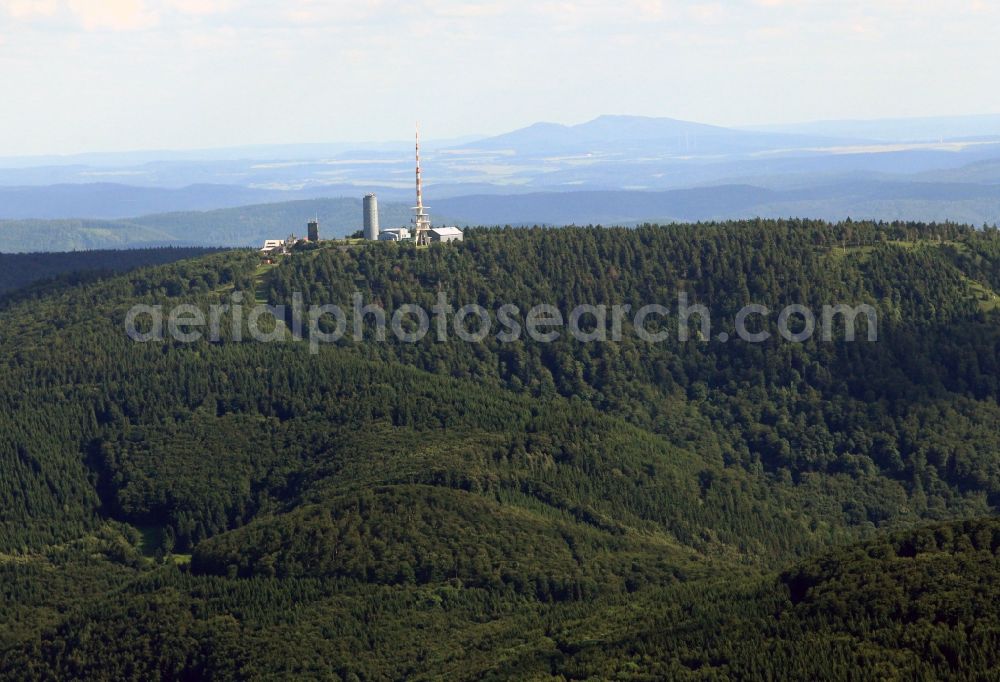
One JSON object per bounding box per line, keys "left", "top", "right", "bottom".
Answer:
{"left": 413, "top": 123, "right": 431, "bottom": 245}
{"left": 416, "top": 124, "right": 423, "bottom": 212}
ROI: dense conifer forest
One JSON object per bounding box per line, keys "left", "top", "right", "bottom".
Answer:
{"left": 0, "top": 247, "right": 223, "bottom": 295}
{"left": 1, "top": 220, "right": 999, "bottom": 679}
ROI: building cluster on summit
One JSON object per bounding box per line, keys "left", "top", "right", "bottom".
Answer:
{"left": 261, "top": 127, "right": 462, "bottom": 256}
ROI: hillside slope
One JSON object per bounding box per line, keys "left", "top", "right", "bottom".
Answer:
{"left": 0, "top": 198, "right": 420, "bottom": 252}
{"left": 0, "top": 221, "right": 998, "bottom": 678}
{"left": 0, "top": 247, "right": 224, "bottom": 295}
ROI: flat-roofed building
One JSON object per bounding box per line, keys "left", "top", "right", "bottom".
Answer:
{"left": 378, "top": 228, "right": 410, "bottom": 242}
{"left": 428, "top": 226, "right": 463, "bottom": 243}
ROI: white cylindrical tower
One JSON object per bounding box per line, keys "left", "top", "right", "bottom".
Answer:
{"left": 363, "top": 193, "right": 380, "bottom": 240}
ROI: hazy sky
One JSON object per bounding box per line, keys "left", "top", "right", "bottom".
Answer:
{"left": 1, "top": 0, "right": 998, "bottom": 156}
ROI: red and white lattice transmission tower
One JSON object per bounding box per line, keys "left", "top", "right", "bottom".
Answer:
{"left": 412, "top": 124, "right": 432, "bottom": 246}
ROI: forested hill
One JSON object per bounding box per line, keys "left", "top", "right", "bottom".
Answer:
{"left": 1, "top": 220, "right": 999, "bottom": 679}
{"left": 0, "top": 198, "right": 417, "bottom": 253}
{"left": 0, "top": 247, "right": 224, "bottom": 295}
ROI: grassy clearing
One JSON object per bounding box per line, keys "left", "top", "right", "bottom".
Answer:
{"left": 967, "top": 278, "right": 1000, "bottom": 312}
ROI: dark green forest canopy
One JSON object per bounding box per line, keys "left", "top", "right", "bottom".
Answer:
{"left": 1, "top": 219, "right": 999, "bottom": 679}
{"left": 0, "top": 247, "right": 225, "bottom": 296}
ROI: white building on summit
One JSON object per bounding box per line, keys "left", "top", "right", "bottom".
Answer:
{"left": 378, "top": 227, "right": 410, "bottom": 242}
{"left": 428, "top": 226, "right": 463, "bottom": 243}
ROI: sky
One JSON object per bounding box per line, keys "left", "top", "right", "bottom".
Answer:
{"left": 0, "top": 0, "right": 998, "bottom": 156}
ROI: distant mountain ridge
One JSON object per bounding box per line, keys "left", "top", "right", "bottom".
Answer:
{"left": 0, "top": 183, "right": 345, "bottom": 220}
{"left": 461, "top": 115, "right": 732, "bottom": 148}
{"left": 3, "top": 180, "right": 1000, "bottom": 253}
{"left": 3, "top": 114, "right": 1000, "bottom": 247}
{"left": 745, "top": 113, "right": 1000, "bottom": 143}
{"left": 0, "top": 198, "right": 425, "bottom": 253}
{"left": 453, "top": 114, "right": 850, "bottom": 156}
{"left": 433, "top": 181, "right": 1000, "bottom": 226}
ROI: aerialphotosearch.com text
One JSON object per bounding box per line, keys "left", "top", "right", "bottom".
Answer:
{"left": 125, "top": 292, "right": 879, "bottom": 354}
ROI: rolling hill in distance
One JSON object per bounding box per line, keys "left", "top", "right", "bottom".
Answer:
{"left": 3, "top": 179, "right": 1000, "bottom": 253}
{"left": 448, "top": 114, "right": 852, "bottom": 155}
{"left": 743, "top": 113, "right": 1000, "bottom": 142}
{"left": 3, "top": 113, "right": 1000, "bottom": 253}
{"left": 0, "top": 199, "right": 426, "bottom": 253}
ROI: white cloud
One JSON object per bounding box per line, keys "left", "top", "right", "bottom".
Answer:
{"left": 165, "top": 0, "right": 235, "bottom": 16}
{"left": 3, "top": 0, "right": 58, "bottom": 18}
{"left": 66, "top": 0, "right": 157, "bottom": 30}
{"left": 1, "top": 0, "right": 998, "bottom": 156}
{"left": 427, "top": 0, "right": 506, "bottom": 19}
{"left": 1, "top": 0, "right": 157, "bottom": 29}
{"left": 0, "top": 0, "right": 234, "bottom": 31}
